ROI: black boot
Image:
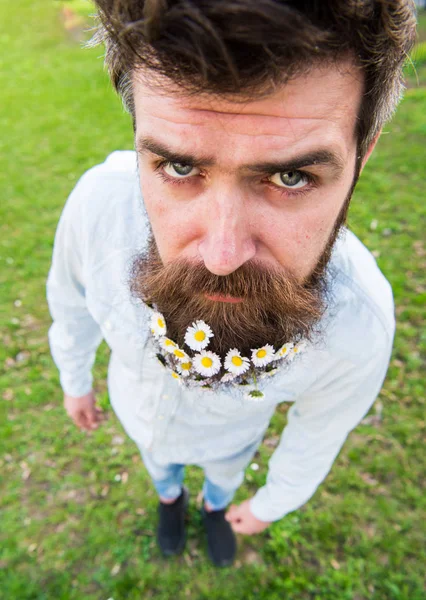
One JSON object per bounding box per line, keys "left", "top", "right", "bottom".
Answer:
{"left": 201, "top": 506, "right": 237, "bottom": 567}
{"left": 157, "top": 486, "right": 189, "bottom": 556}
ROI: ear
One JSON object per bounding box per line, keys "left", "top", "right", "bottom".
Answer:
{"left": 359, "top": 129, "right": 382, "bottom": 173}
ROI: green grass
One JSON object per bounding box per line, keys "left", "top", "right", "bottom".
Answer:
{"left": 1, "top": 2, "right": 425, "bottom": 599}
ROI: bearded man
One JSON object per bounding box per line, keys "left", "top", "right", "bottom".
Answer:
{"left": 47, "top": 0, "right": 416, "bottom": 567}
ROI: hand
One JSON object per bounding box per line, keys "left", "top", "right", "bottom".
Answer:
{"left": 225, "top": 499, "right": 271, "bottom": 535}
{"left": 64, "top": 390, "right": 104, "bottom": 432}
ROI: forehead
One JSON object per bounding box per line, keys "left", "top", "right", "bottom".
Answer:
{"left": 133, "top": 63, "right": 363, "bottom": 162}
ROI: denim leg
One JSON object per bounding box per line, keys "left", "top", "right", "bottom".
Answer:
{"left": 202, "top": 477, "right": 238, "bottom": 511}
{"left": 200, "top": 438, "right": 262, "bottom": 511}
{"left": 138, "top": 446, "right": 185, "bottom": 501}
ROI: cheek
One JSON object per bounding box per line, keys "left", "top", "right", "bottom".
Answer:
{"left": 257, "top": 204, "right": 329, "bottom": 250}
{"left": 139, "top": 170, "right": 200, "bottom": 260}
{"left": 295, "top": 212, "right": 332, "bottom": 247}
{"left": 258, "top": 186, "right": 347, "bottom": 274}
{"left": 139, "top": 166, "right": 166, "bottom": 220}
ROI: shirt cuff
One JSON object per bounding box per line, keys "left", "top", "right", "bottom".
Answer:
{"left": 60, "top": 371, "right": 93, "bottom": 398}
{"left": 249, "top": 485, "right": 296, "bottom": 523}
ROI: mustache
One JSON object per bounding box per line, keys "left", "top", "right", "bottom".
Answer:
{"left": 131, "top": 249, "right": 323, "bottom": 313}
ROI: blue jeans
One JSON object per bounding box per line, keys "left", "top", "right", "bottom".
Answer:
{"left": 138, "top": 438, "right": 261, "bottom": 511}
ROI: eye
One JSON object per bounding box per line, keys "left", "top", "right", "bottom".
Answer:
{"left": 163, "top": 162, "right": 200, "bottom": 178}
{"left": 269, "top": 171, "right": 308, "bottom": 189}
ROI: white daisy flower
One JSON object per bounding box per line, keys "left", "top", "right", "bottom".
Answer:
{"left": 251, "top": 345, "right": 275, "bottom": 367}
{"left": 171, "top": 347, "right": 190, "bottom": 362}
{"left": 176, "top": 360, "right": 192, "bottom": 377}
{"left": 288, "top": 340, "right": 308, "bottom": 361}
{"left": 160, "top": 337, "right": 178, "bottom": 353}
{"left": 150, "top": 312, "right": 167, "bottom": 338}
{"left": 275, "top": 342, "right": 294, "bottom": 360}
{"left": 184, "top": 320, "right": 213, "bottom": 351}
{"left": 193, "top": 351, "right": 221, "bottom": 377}
{"left": 224, "top": 349, "right": 250, "bottom": 376}
{"left": 244, "top": 388, "right": 265, "bottom": 402}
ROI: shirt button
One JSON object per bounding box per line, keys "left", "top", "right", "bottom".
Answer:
{"left": 104, "top": 320, "right": 112, "bottom": 330}
{"left": 158, "top": 415, "right": 164, "bottom": 420}
{"left": 162, "top": 394, "right": 169, "bottom": 400}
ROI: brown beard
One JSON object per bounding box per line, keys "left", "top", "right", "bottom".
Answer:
{"left": 131, "top": 243, "right": 325, "bottom": 357}
{"left": 129, "top": 176, "right": 357, "bottom": 360}
{"left": 131, "top": 241, "right": 332, "bottom": 359}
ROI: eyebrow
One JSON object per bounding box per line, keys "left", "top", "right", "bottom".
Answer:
{"left": 137, "top": 137, "right": 215, "bottom": 168}
{"left": 136, "top": 135, "right": 345, "bottom": 175}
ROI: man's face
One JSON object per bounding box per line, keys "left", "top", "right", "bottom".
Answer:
{"left": 130, "top": 63, "right": 369, "bottom": 361}
{"left": 134, "top": 62, "right": 364, "bottom": 283}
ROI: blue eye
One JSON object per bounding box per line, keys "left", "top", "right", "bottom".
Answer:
{"left": 164, "top": 162, "right": 199, "bottom": 178}
{"left": 270, "top": 171, "right": 308, "bottom": 189}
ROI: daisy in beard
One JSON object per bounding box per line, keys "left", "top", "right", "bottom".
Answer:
{"left": 150, "top": 311, "right": 166, "bottom": 338}
{"left": 184, "top": 320, "right": 213, "bottom": 351}
{"left": 288, "top": 340, "right": 308, "bottom": 360}
{"left": 171, "top": 346, "right": 190, "bottom": 362}
{"left": 160, "top": 337, "right": 178, "bottom": 353}
{"left": 275, "top": 342, "right": 294, "bottom": 360}
{"left": 193, "top": 351, "right": 221, "bottom": 377}
{"left": 224, "top": 349, "right": 250, "bottom": 376}
{"left": 177, "top": 360, "right": 192, "bottom": 377}
{"left": 251, "top": 345, "right": 275, "bottom": 367}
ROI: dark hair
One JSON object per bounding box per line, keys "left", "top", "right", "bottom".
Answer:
{"left": 91, "top": 0, "right": 416, "bottom": 157}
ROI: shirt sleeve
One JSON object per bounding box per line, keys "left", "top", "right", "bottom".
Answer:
{"left": 46, "top": 174, "right": 103, "bottom": 397}
{"left": 249, "top": 330, "right": 394, "bottom": 522}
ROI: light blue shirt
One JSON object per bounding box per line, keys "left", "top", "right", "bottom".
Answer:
{"left": 47, "top": 151, "right": 395, "bottom": 522}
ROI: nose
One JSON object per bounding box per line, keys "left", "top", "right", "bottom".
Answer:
{"left": 197, "top": 189, "right": 256, "bottom": 275}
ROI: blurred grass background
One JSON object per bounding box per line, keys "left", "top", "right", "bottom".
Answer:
{"left": 0, "top": 1, "right": 425, "bottom": 598}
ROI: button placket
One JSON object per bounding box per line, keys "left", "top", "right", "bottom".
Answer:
{"left": 151, "top": 381, "right": 180, "bottom": 452}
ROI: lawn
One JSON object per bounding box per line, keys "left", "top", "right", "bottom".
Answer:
{"left": 1, "top": 2, "right": 425, "bottom": 599}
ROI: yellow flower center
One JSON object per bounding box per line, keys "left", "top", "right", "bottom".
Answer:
{"left": 181, "top": 362, "right": 192, "bottom": 371}
{"left": 231, "top": 356, "right": 243, "bottom": 367}
{"left": 157, "top": 318, "right": 165, "bottom": 328}
{"left": 194, "top": 330, "right": 206, "bottom": 342}
{"left": 280, "top": 346, "right": 287, "bottom": 355}
{"left": 256, "top": 349, "right": 267, "bottom": 359}
{"left": 174, "top": 349, "right": 185, "bottom": 358}
{"left": 171, "top": 372, "right": 180, "bottom": 379}
{"left": 294, "top": 347, "right": 299, "bottom": 353}
{"left": 165, "top": 339, "right": 176, "bottom": 347}
{"left": 201, "top": 357, "right": 213, "bottom": 368}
